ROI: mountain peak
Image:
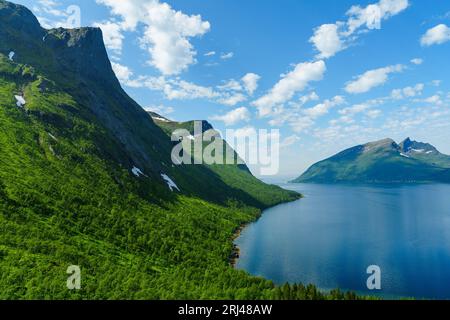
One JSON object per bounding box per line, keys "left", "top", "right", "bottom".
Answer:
{"left": 0, "top": 0, "right": 43, "bottom": 38}
{"left": 293, "top": 137, "right": 450, "bottom": 183}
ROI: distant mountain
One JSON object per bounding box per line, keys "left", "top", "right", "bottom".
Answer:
{"left": 292, "top": 138, "right": 450, "bottom": 183}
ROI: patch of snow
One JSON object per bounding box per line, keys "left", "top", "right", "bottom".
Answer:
{"left": 48, "top": 132, "right": 58, "bottom": 141}
{"left": 132, "top": 166, "right": 144, "bottom": 177}
{"left": 426, "top": 151, "right": 434, "bottom": 155}
{"left": 14, "top": 95, "right": 26, "bottom": 108}
{"left": 400, "top": 152, "right": 410, "bottom": 158}
{"left": 152, "top": 116, "right": 170, "bottom": 122}
{"left": 8, "top": 51, "right": 14, "bottom": 61}
{"left": 411, "top": 149, "right": 425, "bottom": 153}
{"left": 161, "top": 173, "right": 180, "bottom": 192}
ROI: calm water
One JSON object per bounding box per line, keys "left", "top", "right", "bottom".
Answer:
{"left": 235, "top": 183, "right": 450, "bottom": 299}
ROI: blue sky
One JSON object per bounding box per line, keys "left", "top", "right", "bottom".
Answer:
{"left": 15, "top": 0, "right": 450, "bottom": 179}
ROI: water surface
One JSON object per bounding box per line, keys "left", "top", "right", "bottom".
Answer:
{"left": 235, "top": 183, "right": 450, "bottom": 299}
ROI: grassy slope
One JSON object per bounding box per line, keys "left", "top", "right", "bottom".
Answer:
{"left": 0, "top": 8, "right": 361, "bottom": 298}
{"left": 0, "top": 54, "right": 303, "bottom": 300}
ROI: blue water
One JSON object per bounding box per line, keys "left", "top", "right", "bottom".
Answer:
{"left": 235, "top": 183, "right": 450, "bottom": 299}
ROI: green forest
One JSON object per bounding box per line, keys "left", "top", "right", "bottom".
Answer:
{"left": 0, "top": 0, "right": 370, "bottom": 300}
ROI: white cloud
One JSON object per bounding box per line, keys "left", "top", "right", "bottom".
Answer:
{"left": 111, "top": 62, "right": 134, "bottom": 84}
{"left": 299, "top": 92, "right": 320, "bottom": 106}
{"left": 93, "top": 21, "right": 124, "bottom": 54}
{"left": 345, "top": 0, "right": 409, "bottom": 35}
{"left": 252, "top": 60, "right": 326, "bottom": 116}
{"left": 217, "top": 93, "right": 247, "bottom": 106}
{"left": 310, "top": 0, "right": 409, "bottom": 59}
{"left": 97, "top": 0, "right": 210, "bottom": 75}
{"left": 112, "top": 65, "right": 255, "bottom": 105}
{"left": 421, "top": 24, "right": 450, "bottom": 46}
{"left": 217, "top": 79, "right": 243, "bottom": 92}
{"left": 211, "top": 107, "right": 251, "bottom": 126}
{"left": 289, "top": 117, "right": 316, "bottom": 133}
{"left": 220, "top": 52, "right": 234, "bottom": 60}
{"left": 339, "top": 103, "right": 371, "bottom": 115}
{"left": 204, "top": 51, "right": 216, "bottom": 56}
{"left": 366, "top": 109, "right": 382, "bottom": 119}
{"left": 303, "top": 96, "right": 345, "bottom": 119}
{"left": 241, "top": 73, "right": 261, "bottom": 95}
{"left": 423, "top": 95, "right": 443, "bottom": 106}
{"left": 144, "top": 105, "right": 175, "bottom": 116}
{"left": 281, "top": 135, "right": 301, "bottom": 148}
{"left": 163, "top": 79, "right": 219, "bottom": 100}
{"left": 432, "top": 80, "right": 442, "bottom": 87}
{"left": 345, "top": 64, "right": 404, "bottom": 94}
{"left": 34, "top": 0, "right": 80, "bottom": 29}
{"left": 391, "top": 83, "right": 424, "bottom": 99}
{"left": 310, "top": 23, "right": 343, "bottom": 59}
{"left": 410, "top": 58, "right": 423, "bottom": 65}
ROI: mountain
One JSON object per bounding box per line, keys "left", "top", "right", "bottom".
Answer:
{"left": 292, "top": 138, "right": 450, "bottom": 184}
{"left": 0, "top": 0, "right": 320, "bottom": 300}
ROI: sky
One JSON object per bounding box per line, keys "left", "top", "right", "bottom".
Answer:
{"left": 14, "top": 0, "right": 450, "bottom": 180}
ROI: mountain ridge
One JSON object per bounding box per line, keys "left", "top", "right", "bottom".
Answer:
{"left": 292, "top": 138, "right": 450, "bottom": 184}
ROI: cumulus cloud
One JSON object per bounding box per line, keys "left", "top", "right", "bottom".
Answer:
{"left": 345, "top": 64, "right": 404, "bottom": 94}
{"left": 281, "top": 135, "right": 301, "bottom": 148}
{"left": 220, "top": 52, "right": 234, "bottom": 60}
{"left": 93, "top": 21, "right": 124, "bottom": 54}
{"left": 421, "top": 24, "right": 450, "bottom": 46}
{"left": 111, "top": 63, "right": 258, "bottom": 106}
{"left": 345, "top": 0, "right": 409, "bottom": 35}
{"left": 310, "top": 24, "right": 343, "bottom": 59}
{"left": 33, "top": 0, "right": 81, "bottom": 28}
{"left": 252, "top": 60, "right": 326, "bottom": 116}
{"left": 217, "top": 93, "right": 247, "bottom": 106}
{"left": 410, "top": 58, "right": 423, "bottom": 65}
{"left": 204, "top": 51, "right": 216, "bottom": 57}
{"left": 111, "top": 62, "right": 134, "bottom": 84}
{"left": 97, "top": 0, "right": 210, "bottom": 75}
{"left": 211, "top": 107, "right": 251, "bottom": 125}
{"left": 366, "top": 109, "right": 382, "bottom": 119}
{"left": 310, "top": 0, "right": 409, "bottom": 59}
{"left": 299, "top": 92, "right": 320, "bottom": 106}
{"left": 242, "top": 73, "right": 261, "bottom": 95}
{"left": 144, "top": 105, "right": 175, "bottom": 116}
{"left": 391, "top": 83, "right": 424, "bottom": 99}
{"left": 303, "top": 96, "right": 345, "bottom": 119}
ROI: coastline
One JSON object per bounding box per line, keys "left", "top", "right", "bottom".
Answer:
{"left": 229, "top": 192, "right": 303, "bottom": 268}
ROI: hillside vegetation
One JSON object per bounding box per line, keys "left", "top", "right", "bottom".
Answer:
{"left": 0, "top": 0, "right": 370, "bottom": 300}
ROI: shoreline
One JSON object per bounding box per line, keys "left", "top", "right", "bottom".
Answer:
{"left": 229, "top": 193, "right": 303, "bottom": 268}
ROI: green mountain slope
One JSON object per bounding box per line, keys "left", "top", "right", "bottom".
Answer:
{"left": 292, "top": 138, "right": 450, "bottom": 184}
{"left": 0, "top": 0, "right": 350, "bottom": 300}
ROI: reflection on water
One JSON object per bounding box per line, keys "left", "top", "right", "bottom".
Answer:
{"left": 235, "top": 183, "right": 450, "bottom": 299}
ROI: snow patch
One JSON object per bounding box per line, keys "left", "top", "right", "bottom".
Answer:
{"left": 14, "top": 95, "right": 26, "bottom": 108}
{"left": 411, "top": 149, "right": 425, "bottom": 153}
{"left": 426, "top": 151, "right": 434, "bottom": 154}
{"left": 132, "top": 166, "right": 144, "bottom": 177}
{"left": 400, "top": 152, "right": 410, "bottom": 158}
{"left": 48, "top": 132, "right": 58, "bottom": 141}
{"left": 152, "top": 116, "right": 170, "bottom": 122}
{"left": 161, "top": 173, "right": 180, "bottom": 192}
{"left": 8, "top": 51, "right": 15, "bottom": 61}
